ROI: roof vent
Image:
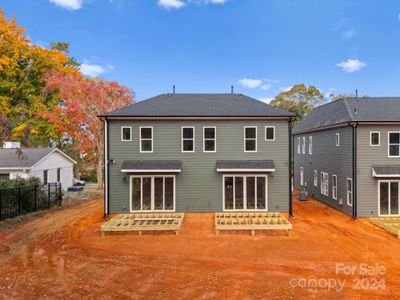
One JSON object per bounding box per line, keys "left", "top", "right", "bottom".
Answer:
{"left": 173, "top": 85, "right": 176, "bottom": 95}
{"left": 231, "top": 86, "right": 234, "bottom": 94}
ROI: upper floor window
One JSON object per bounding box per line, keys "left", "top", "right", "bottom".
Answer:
{"left": 388, "top": 132, "right": 400, "bottom": 157}
{"left": 121, "top": 126, "right": 132, "bottom": 141}
{"left": 335, "top": 133, "right": 340, "bottom": 147}
{"left": 302, "top": 136, "right": 306, "bottom": 154}
{"left": 309, "top": 136, "right": 313, "bottom": 155}
{"left": 244, "top": 127, "right": 257, "bottom": 152}
{"left": 140, "top": 127, "right": 153, "bottom": 153}
{"left": 370, "top": 131, "right": 380, "bottom": 146}
{"left": 182, "top": 127, "right": 195, "bottom": 152}
{"left": 265, "top": 126, "right": 275, "bottom": 141}
{"left": 297, "top": 137, "right": 301, "bottom": 154}
{"left": 203, "top": 127, "right": 216, "bottom": 152}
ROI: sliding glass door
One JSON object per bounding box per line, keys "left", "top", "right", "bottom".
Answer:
{"left": 223, "top": 175, "right": 267, "bottom": 211}
{"left": 131, "top": 175, "right": 175, "bottom": 212}
{"left": 379, "top": 181, "right": 399, "bottom": 216}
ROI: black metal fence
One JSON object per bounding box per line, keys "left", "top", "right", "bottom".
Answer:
{"left": 0, "top": 183, "right": 62, "bottom": 221}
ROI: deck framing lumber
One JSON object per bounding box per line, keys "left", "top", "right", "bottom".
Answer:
{"left": 369, "top": 217, "right": 400, "bottom": 239}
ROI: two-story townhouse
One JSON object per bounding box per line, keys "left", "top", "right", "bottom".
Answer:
{"left": 100, "top": 93, "right": 294, "bottom": 215}
{"left": 293, "top": 97, "right": 400, "bottom": 218}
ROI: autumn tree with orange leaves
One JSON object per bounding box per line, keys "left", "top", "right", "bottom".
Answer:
{"left": 40, "top": 70, "right": 134, "bottom": 188}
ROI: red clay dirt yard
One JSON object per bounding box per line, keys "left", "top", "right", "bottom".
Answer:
{"left": 0, "top": 192, "right": 400, "bottom": 299}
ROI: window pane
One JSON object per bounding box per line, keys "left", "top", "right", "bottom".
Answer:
{"left": 142, "top": 177, "right": 151, "bottom": 210}
{"left": 266, "top": 127, "right": 274, "bottom": 140}
{"left": 389, "top": 145, "right": 399, "bottom": 156}
{"left": 204, "top": 140, "right": 215, "bottom": 151}
{"left": 389, "top": 133, "right": 400, "bottom": 144}
{"left": 257, "top": 177, "right": 266, "bottom": 209}
{"left": 245, "top": 128, "right": 256, "bottom": 138}
{"left": 380, "top": 182, "right": 389, "bottom": 215}
{"left": 391, "top": 182, "right": 399, "bottom": 215}
{"left": 224, "top": 177, "right": 233, "bottom": 210}
{"left": 246, "top": 177, "right": 256, "bottom": 209}
{"left": 183, "top": 140, "right": 194, "bottom": 151}
{"left": 235, "top": 177, "right": 244, "bottom": 209}
{"left": 183, "top": 127, "right": 193, "bottom": 139}
{"left": 122, "top": 128, "right": 131, "bottom": 140}
{"left": 132, "top": 178, "right": 141, "bottom": 210}
{"left": 154, "top": 177, "right": 164, "bottom": 210}
{"left": 165, "top": 177, "right": 174, "bottom": 210}
{"left": 141, "top": 140, "right": 152, "bottom": 152}
{"left": 245, "top": 140, "right": 256, "bottom": 151}
{"left": 204, "top": 128, "right": 215, "bottom": 139}
{"left": 141, "top": 128, "right": 152, "bottom": 139}
{"left": 371, "top": 133, "right": 379, "bottom": 145}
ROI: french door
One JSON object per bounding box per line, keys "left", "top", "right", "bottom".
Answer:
{"left": 379, "top": 181, "right": 399, "bottom": 216}
{"left": 223, "top": 175, "right": 267, "bottom": 211}
{"left": 130, "top": 175, "right": 175, "bottom": 212}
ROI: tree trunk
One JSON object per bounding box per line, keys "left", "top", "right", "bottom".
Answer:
{"left": 96, "top": 129, "right": 104, "bottom": 191}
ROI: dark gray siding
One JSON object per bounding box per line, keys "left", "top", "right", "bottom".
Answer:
{"left": 293, "top": 126, "right": 353, "bottom": 215}
{"left": 357, "top": 125, "right": 400, "bottom": 217}
{"left": 108, "top": 120, "right": 290, "bottom": 213}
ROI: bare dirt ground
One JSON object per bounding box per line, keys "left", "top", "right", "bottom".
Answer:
{"left": 1, "top": 192, "right": 400, "bottom": 299}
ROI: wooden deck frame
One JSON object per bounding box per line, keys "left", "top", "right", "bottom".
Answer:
{"left": 369, "top": 217, "right": 400, "bottom": 239}
{"left": 101, "top": 213, "right": 184, "bottom": 236}
{"left": 215, "top": 212, "right": 292, "bottom": 236}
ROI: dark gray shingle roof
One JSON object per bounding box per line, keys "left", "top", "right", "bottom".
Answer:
{"left": 216, "top": 160, "right": 275, "bottom": 170}
{"left": 103, "top": 93, "right": 294, "bottom": 117}
{"left": 0, "top": 148, "right": 55, "bottom": 168}
{"left": 372, "top": 165, "right": 400, "bottom": 177}
{"left": 121, "top": 160, "right": 182, "bottom": 171}
{"left": 293, "top": 97, "right": 400, "bottom": 133}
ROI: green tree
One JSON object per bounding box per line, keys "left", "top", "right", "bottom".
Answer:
{"left": 270, "top": 84, "right": 324, "bottom": 123}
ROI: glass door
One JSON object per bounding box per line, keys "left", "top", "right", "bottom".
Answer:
{"left": 379, "top": 181, "right": 399, "bottom": 216}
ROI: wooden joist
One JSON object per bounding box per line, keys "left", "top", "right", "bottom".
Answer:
{"left": 215, "top": 212, "right": 292, "bottom": 236}
{"left": 101, "top": 212, "right": 184, "bottom": 236}
{"left": 369, "top": 217, "right": 400, "bottom": 239}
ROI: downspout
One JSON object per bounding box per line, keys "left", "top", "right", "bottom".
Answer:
{"left": 103, "top": 118, "right": 109, "bottom": 217}
{"left": 289, "top": 118, "right": 293, "bottom": 217}
{"left": 351, "top": 122, "right": 358, "bottom": 219}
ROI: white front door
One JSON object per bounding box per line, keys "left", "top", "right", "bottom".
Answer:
{"left": 379, "top": 181, "right": 399, "bottom": 216}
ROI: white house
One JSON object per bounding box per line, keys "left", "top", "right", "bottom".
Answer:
{"left": 0, "top": 143, "right": 76, "bottom": 191}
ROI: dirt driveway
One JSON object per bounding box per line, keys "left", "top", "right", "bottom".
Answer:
{"left": 0, "top": 193, "right": 399, "bottom": 299}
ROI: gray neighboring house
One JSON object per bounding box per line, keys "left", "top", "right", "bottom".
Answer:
{"left": 0, "top": 143, "right": 76, "bottom": 191}
{"left": 293, "top": 97, "right": 400, "bottom": 218}
{"left": 100, "top": 93, "right": 294, "bottom": 215}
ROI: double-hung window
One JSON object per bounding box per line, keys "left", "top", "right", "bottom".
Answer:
{"left": 302, "top": 136, "right": 306, "bottom": 154}
{"left": 244, "top": 127, "right": 257, "bottom": 152}
{"left": 388, "top": 132, "right": 400, "bottom": 157}
{"left": 203, "top": 127, "right": 216, "bottom": 152}
{"left": 121, "top": 126, "right": 132, "bottom": 141}
{"left": 309, "top": 136, "right": 312, "bottom": 155}
{"left": 332, "top": 175, "right": 337, "bottom": 200}
{"left": 140, "top": 127, "right": 153, "bottom": 153}
{"left": 313, "top": 170, "right": 318, "bottom": 186}
{"left": 297, "top": 137, "right": 301, "bottom": 154}
{"left": 321, "top": 172, "right": 328, "bottom": 196}
{"left": 182, "top": 127, "right": 195, "bottom": 152}
{"left": 370, "top": 131, "right": 380, "bottom": 146}
{"left": 265, "top": 126, "right": 275, "bottom": 141}
{"left": 336, "top": 133, "right": 340, "bottom": 147}
{"left": 347, "top": 178, "right": 353, "bottom": 206}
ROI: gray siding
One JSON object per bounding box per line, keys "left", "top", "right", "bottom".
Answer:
{"left": 357, "top": 125, "right": 400, "bottom": 217}
{"left": 108, "top": 120, "right": 289, "bottom": 213}
{"left": 293, "top": 126, "right": 353, "bottom": 215}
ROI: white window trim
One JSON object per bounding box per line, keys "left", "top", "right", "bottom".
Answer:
{"left": 378, "top": 180, "right": 400, "bottom": 217}
{"left": 313, "top": 170, "right": 318, "bottom": 187}
{"left": 265, "top": 126, "right": 275, "bottom": 141}
{"left": 121, "top": 126, "right": 132, "bottom": 142}
{"left": 181, "top": 126, "right": 195, "bottom": 153}
{"left": 222, "top": 174, "right": 268, "bottom": 211}
{"left": 370, "top": 131, "right": 380, "bottom": 147}
{"left": 388, "top": 131, "right": 400, "bottom": 158}
{"left": 244, "top": 126, "right": 257, "bottom": 153}
{"left": 332, "top": 175, "right": 337, "bottom": 200}
{"left": 140, "top": 126, "right": 153, "bottom": 153}
{"left": 297, "top": 137, "right": 301, "bottom": 154}
{"left": 321, "top": 172, "right": 329, "bottom": 196}
{"left": 203, "top": 126, "right": 216, "bottom": 152}
{"left": 309, "top": 136, "right": 312, "bottom": 155}
{"left": 300, "top": 167, "right": 304, "bottom": 186}
{"left": 346, "top": 178, "right": 353, "bottom": 206}
{"left": 129, "top": 175, "right": 176, "bottom": 212}
{"left": 335, "top": 133, "right": 340, "bottom": 147}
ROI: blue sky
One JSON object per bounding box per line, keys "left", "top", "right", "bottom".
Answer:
{"left": 3, "top": 0, "right": 400, "bottom": 102}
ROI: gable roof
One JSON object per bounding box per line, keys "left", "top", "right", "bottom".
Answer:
{"left": 101, "top": 93, "right": 294, "bottom": 117}
{"left": 0, "top": 148, "right": 76, "bottom": 169}
{"left": 293, "top": 97, "right": 400, "bottom": 133}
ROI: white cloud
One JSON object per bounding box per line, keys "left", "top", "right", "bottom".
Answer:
{"left": 238, "top": 78, "right": 263, "bottom": 89}
{"left": 158, "top": 0, "right": 186, "bottom": 9}
{"left": 49, "top": 0, "right": 83, "bottom": 10}
{"left": 261, "top": 84, "right": 272, "bottom": 90}
{"left": 336, "top": 59, "right": 367, "bottom": 73}
{"left": 259, "top": 97, "right": 274, "bottom": 104}
{"left": 80, "top": 64, "right": 106, "bottom": 77}
{"left": 208, "top": 0, "right": 226, "bottom": 3}
{"left": 343, "top": 29, "right": 356, "bottom": 39}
